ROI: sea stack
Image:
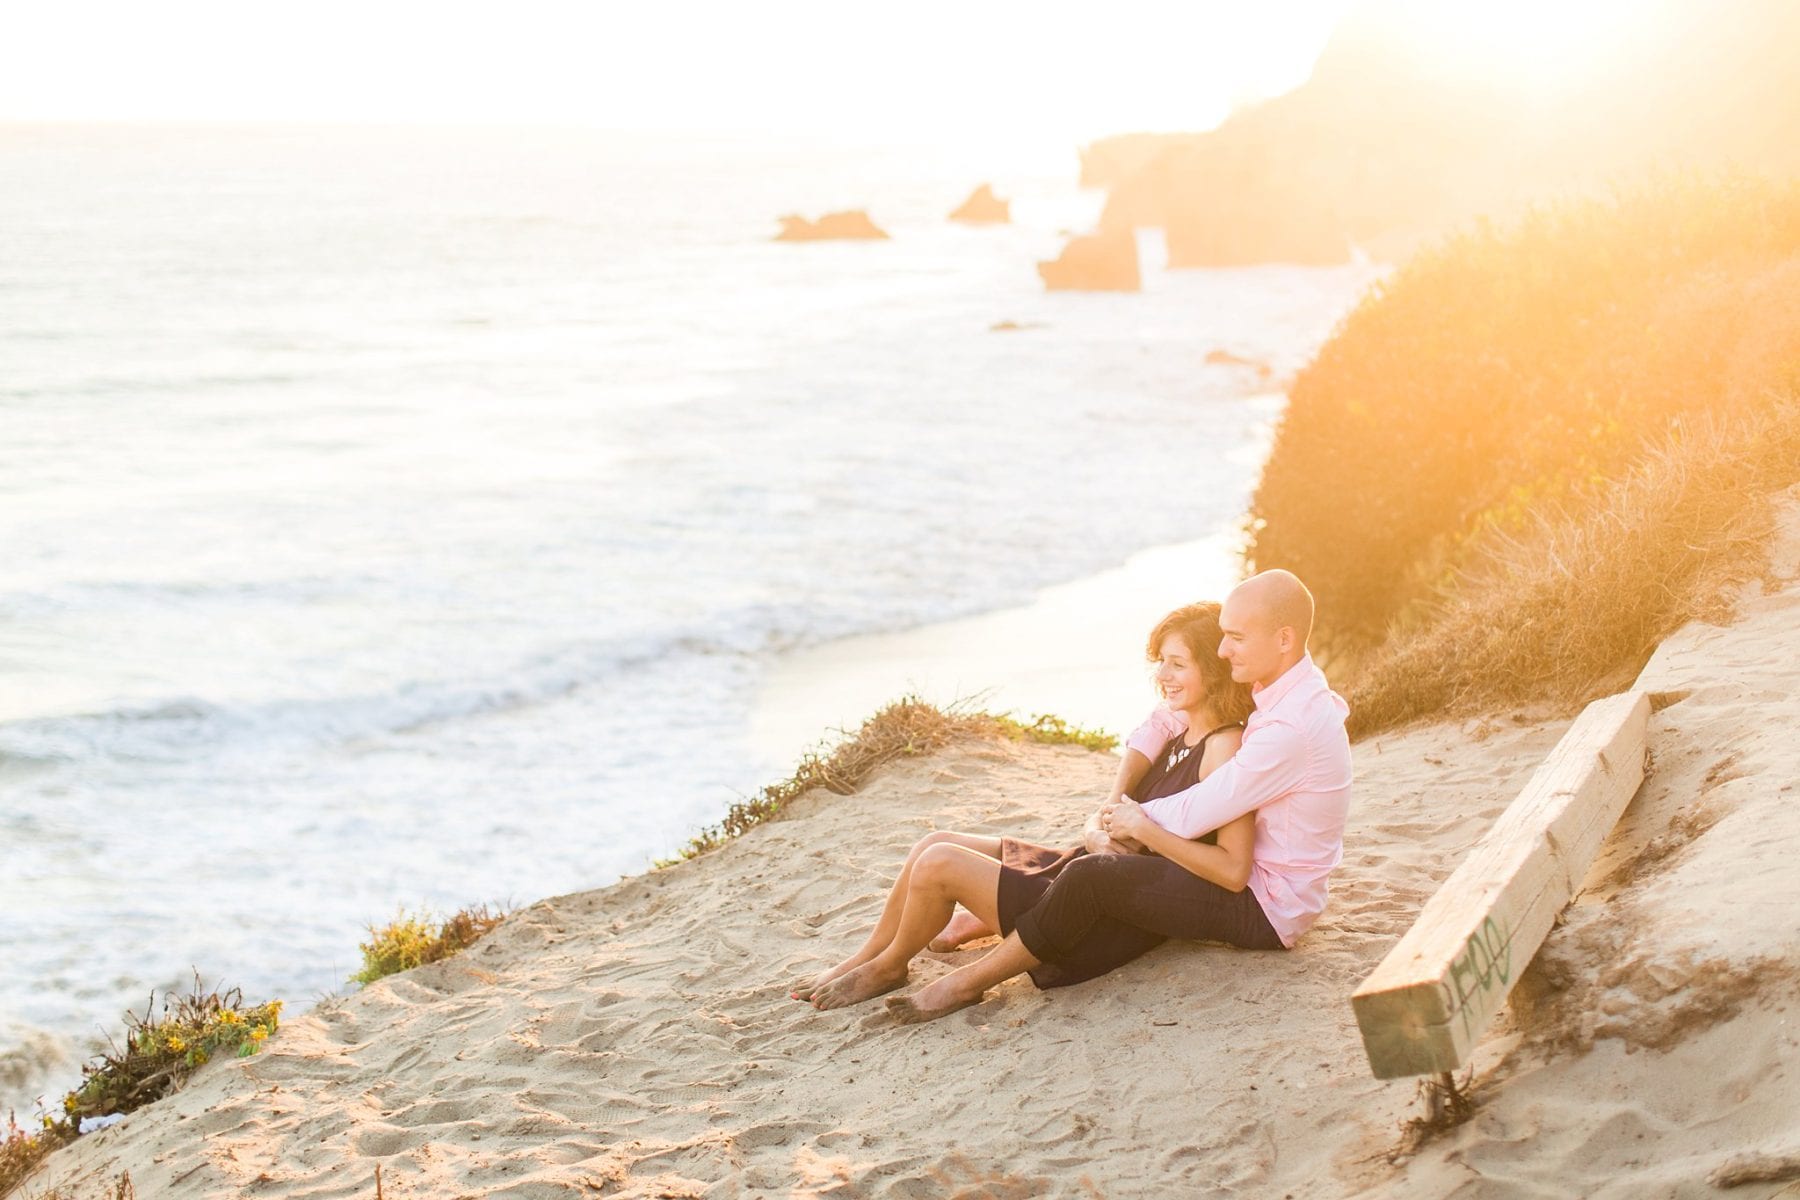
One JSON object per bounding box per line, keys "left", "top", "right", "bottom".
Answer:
{"left": 1205, "top": 348, "right": 1274, "bottom": 380}
{"left": 949, "top": 184, "right": 1010, "bottom": 224}
{"left": 1037, "top": 230, "right": 1140, "bottom": 292}
{"left": 773, "top": 211, "right": 890, "bottom": 241}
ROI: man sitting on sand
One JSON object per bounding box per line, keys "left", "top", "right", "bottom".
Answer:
{"left": 797, "top": 569, "right": 1353, "bottom": 1022}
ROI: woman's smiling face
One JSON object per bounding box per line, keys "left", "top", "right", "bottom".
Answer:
{"left": 1153, "top": 632, "right": 1208, "bottom": 714}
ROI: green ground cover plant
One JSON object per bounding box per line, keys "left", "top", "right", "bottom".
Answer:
{"left": 60, "top": 983, "right": 280, "bottom": 1127}
{"left": 2, "top": 980, "right": 280, "bottom": 1198}
{"left": 351, "top": 905, "right": 507, "bottom": 986}
{"left": 661, "top": 697, "right": 1116, "bottom": 864}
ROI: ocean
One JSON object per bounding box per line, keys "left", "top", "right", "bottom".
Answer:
{"left": 0, "top": 122, "right": 1379, "bottom": 1113}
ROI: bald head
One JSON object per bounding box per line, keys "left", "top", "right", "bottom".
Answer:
{"left": 1218, "top": 570, "right": 1315, "bottom": 689}
{"left": 1232, "top": 569, "right": 1314, "bottom": 646}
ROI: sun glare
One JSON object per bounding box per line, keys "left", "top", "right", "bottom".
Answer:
{"left": 0, "top": 1, "right": 1346, "bottom": 147}
{"left": 1371, "top": 0, "right": 1658, "bottom": 97}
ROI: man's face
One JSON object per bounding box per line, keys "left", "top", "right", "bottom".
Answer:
{"left": 1218, "top": 592, "right": 1287, "bottom": 686}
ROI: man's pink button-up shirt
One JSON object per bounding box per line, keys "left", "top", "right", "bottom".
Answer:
{"left": 1124, "top": 654, "right": 1352, "bottom": 947}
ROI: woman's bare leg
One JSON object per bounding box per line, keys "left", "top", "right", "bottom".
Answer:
{"left": 927, "top": 907, "right": 996, "bottom": 952}
{"left": 887, "top": 932, "right": 1042, "bottom": 1024}
{"left": 810, "top": 843, "right": 1004, "bottom": 1010}
{"left": 792, "top": 832, "right": 1001, "bottom": 1000}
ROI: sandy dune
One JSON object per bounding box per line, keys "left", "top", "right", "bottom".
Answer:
{"left": 20, "top": 502, "right": 1800, "bottom": 1199}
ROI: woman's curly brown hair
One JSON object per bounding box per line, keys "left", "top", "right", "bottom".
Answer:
{"left": 1145, "top": 601, "right": 1254, "bottom": 726}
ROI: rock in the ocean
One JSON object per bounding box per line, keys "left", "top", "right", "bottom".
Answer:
{"left": 1204, "top": 348, "right": 1273, "bottom": 379}
{"left": 774, "top": 211, "right": 890, "bottom": 241}
{"left": 1078, "top": 133, "right": 1184, "bottom": 189}
{"left": 1037, "top": 230, "right": 1140, "bottom": 292}
{"left": 949, "top": 184, "right": 1010, "bottom": 224}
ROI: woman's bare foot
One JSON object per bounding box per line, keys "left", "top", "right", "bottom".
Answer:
{"left": 809, "top": 959, "right": 910, "bottom": 1010}
{"left": 885, "top": 972, "right": 987, "bottom": 1025}
{"left": 790, "top": 947, "right": 880, "bottom": 1002}
{"left": 926, "top": 909, "right": 994, "bottom": 953}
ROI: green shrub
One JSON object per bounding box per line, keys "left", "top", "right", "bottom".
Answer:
{"left": 2, "top": 979, "right": 282, "bottom": 1197}
{"left": 60, "top": 983, "right": 281, "bottom": 1128}
{"left": 351, "top": 905, "right": 506, "bottom": 986}
{"left": 660, "top": 697, "right": 1115, "bottom": 864}
{"left": 2, "top": 978, "right": 284, "bottom": 1197}
{"left": 990, "top": 711, "right": 1120, "bottom": 753}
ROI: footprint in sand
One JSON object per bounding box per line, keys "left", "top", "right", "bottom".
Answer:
{"left": 573, "top": 1023, "right": 632, "bottom": 1053}
{"left": 381, "top": 1043, "right": 432, "bottom": 1074}
{"left": 351, "top": 1124, "right": 427, "bottom": 1157}
{"left": 388, "top": 1099, "right": 472, "bottom": 1128}
{"left": 733, "top": 1118, "right": 830, "bottom": 1150}
{"left": 540, "top": 1137, "right": 610, "bottom": 1165}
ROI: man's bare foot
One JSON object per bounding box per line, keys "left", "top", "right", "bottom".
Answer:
{"left": 884, "top": 973, "right": 987, "bottom": 1024}
{"left": 809, "top": 960, "right": 909, "bottom": 1011}
{"left": 926, "top": 909, "right": 994, "bottom": 953}
{"left": 790, "top": 947, "right": 881, "bottom": 1002}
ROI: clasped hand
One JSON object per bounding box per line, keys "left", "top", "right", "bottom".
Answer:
{"left": 1102, "top": 796, "right": 1151, "bottom": 841}
{"left": 1087, "top": 797, "right": 1150, "bottom": 854}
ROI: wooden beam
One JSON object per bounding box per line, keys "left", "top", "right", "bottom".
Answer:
{"left": 1351, "top": 690, "right": 1650, "bottom": 1079}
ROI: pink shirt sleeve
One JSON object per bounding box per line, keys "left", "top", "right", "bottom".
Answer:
{"left": 1137, "top": 716, "right": 1309, "bottom": 838}
{"left": 1123, "top": 705, "right": 1186, "bottom": 763}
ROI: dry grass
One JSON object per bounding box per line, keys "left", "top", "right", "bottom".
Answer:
{"left": 1249, "top": 174, "right": 1800, "bottom": 657}
{"left": 1241, "top": 174, "right": 1800, "bottom": 731}
{"left": 1392, "top": 1069, "right": 1479, "bottom": 1160}
{"left": 660, "top": 697, "right": 1115, "bottom": 864}
{"left": 1, "top": 1112, "right": 69, "bottom": 1199}
{"left": 1344, "top": 401, "right": 1800, "bottom": 734}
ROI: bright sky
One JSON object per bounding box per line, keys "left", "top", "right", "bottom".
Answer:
{"left": 0, "top": 1, "right": 1351, "bottom": 141}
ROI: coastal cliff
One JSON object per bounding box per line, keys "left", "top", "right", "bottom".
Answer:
{"left": 1089, "top": 0, "right": 1800, "bottom": 264}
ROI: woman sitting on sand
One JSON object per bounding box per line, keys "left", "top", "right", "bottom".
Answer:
{"left": 793, "top": 600, "right": 1283, "bottom": 1011}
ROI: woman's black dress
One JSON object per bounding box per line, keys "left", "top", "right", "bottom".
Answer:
{"left": 994, "top": 722, "right": 1248, "bottom": 988}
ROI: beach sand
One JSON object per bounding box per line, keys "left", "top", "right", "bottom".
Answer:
{"left": 19, "top": 493, "right": 1800, "bottom": 1198}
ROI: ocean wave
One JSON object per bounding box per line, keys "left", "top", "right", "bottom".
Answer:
{"left": 0, "top": 574, "right": 380, "bottom": 621}
{"left": 0, "top": 1022, "right": 74, "bottom": 1107}
{"left": 0, "top": 603, "right": 867, "bottom": 768}
{"left": 0, "top": 368, "right": 309, "bottom": 401}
